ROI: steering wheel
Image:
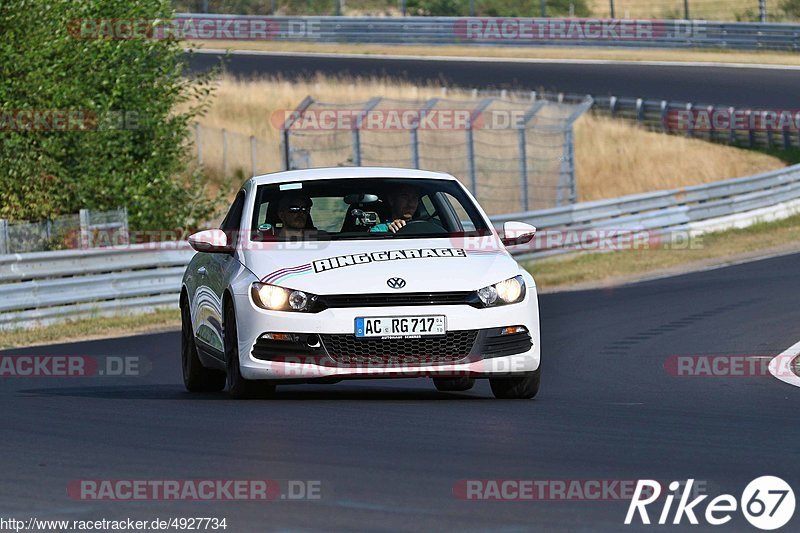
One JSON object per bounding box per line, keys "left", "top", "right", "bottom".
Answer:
{"left": 395, "top": 219, "right": 446, "bottom": 235}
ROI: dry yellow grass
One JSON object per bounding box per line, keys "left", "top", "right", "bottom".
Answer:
{"left": 191, "top": 40, "right": 800, "bottom": 66}
{"left": 574, "top": 114, "right": 785, "bottom": 200}
{"left": 586, "top": 0, "right": 781, "bottom": 20}
{"left": 188, "top": 75, "right": 785, "bottom": 207}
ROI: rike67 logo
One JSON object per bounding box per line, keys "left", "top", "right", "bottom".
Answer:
{"left": 625, "top": 477, "right": 795, "bottom": 530}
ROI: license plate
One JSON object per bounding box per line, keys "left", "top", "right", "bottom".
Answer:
{"left": 355, "top": 315, "right": 446, "bottom": 338}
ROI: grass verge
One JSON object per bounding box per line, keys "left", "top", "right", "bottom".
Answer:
{"left": 0, "top": 308, "right": 180, "bottom": 350}
{"left": 190, "top": 40, "right": 800, "bottom": 67}
{"left": 527, "top": 212, "right": 800, "bottom": 289}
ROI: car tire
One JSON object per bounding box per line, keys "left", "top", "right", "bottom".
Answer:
{"left": 181, "top": 301, "right": 225, "bottom": 393}
{"left": 433, "top": 377, "right": 475, "bottom": 392}
{"left": 224, "top": 301, "right": 276, "bottom": 400}
{"left": 489, "top": 367, "right": 541, "bottom": 399}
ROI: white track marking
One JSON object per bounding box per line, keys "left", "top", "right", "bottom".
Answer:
{"left": 769, "top": 339, "right": 800, "bottom": 388}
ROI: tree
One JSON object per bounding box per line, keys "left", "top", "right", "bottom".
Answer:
{"left": 0, "top": 0, "right": 219, "bottom": 231}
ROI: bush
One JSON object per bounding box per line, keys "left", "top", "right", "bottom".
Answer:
{"left": 781, "top": 0, "right": 800, "bottom": 18}
{"left": 406, "top": 0, "right": 590, "bottom": 17}
{"left": 0, "top": 0, "right": 219, "bottom": 231}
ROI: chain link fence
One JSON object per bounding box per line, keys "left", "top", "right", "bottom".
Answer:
{"left": 278, "top": 93, "right": 592, "bottom": 213}
{"left": 0, "top": 209, "right": 129, "bottom": 255}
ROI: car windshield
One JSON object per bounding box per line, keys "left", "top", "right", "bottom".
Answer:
{"left": 249, "top": 177, "right": 492, "bottom": 241}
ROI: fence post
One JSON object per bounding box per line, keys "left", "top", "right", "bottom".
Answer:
{"left": 411, "top": 98, "right": 440, "bottom": 169}
{"left": 635, "top": 98, "right": 644, "bottom": 125}
{"left": 353, "top": 97, "right": 382, "bottom": 167}
{"left": 517, "top": 101, "right": 546, "bottom": 212}
{"left": 729, "top": 107, "right": 737, "bottom": 144}
{"left": 685, "top": 102, "right": 694, "bottom": 138}
{"left": 746, "top": 110, "right": 755, "bottom": 148}
{"left": 79, "top": 209, "right": 91, "bottom": 249}
{"left": 194, "top": 122, "right": 203, "bottom": 167}
{"left": 609, "top": 0, "right": 615, "bottom": 18}
{"left": 683, "top": 0, "right": 690, "bottom": 19}
{"left": 518, "top": 128, "right": 529, "bottom": 212}
{"left": 250, "top": 136, "right": 257, "bottom": 177}
{"left": 609, "top": 96, "right": 618, "bottom": 117}
{"left": 707, "top": 105, "right": 716, "bottom": 142}
{"left": 540, "top": 0, "right": 547, "bottom": 17}
{"left": 0, "top": 219, "right": 8, "bottom": 255}
{"left": 119, "top": 207, "right": 130, "bottom": 245}
{"left": 469, "top": 0, "right": 475, "bottom": 16}
{"left": 466, "top": 98, "right": 495, "bottom": 199}
{"left": 759, "top": 0, "right": 767, "bottom": 22}
{"left": 466, "top": 128, "right": 477, "bottom": 196}
{"left": 222, "top": 128, "right": 228, "bottom": 177}
{"left": 660, "top": 100, "right": 669, "bottom": 132}
{"left": 281, "top": 96, "right": 314, "bottom": 170}
{"left": 558, "top": 97, "right": 593, "bottom": 206}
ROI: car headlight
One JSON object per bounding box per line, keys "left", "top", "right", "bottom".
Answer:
{"left": 251, "top": 282, "right": 317, "bottom": 312}
{"left": 477, "top": 275, "right": 526, "bottom": 307}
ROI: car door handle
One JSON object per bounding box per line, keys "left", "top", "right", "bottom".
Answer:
{"left": 197, "top": 267, "right": 207, "bottom": 276}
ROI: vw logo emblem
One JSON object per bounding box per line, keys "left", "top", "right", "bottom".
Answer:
{"left": 387, "top": 277, "right": 406, "bottom": 289}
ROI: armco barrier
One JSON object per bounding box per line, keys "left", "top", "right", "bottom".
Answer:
{"left": 2, "top": 163, "right": 800, "bottom": 329}
{"left": 171, "top": 14, "right": 800, "bottom": 51}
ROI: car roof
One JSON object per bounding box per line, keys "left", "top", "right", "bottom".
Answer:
{"left": 248, "top": 167, "right": 458, "bottom": 187}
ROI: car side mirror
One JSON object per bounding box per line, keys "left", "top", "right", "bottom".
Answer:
{"left": 501, "top": 221, "right": 536, "bottom": 246}
{"left": 188, "top": 229, "right": 234, "bottom": 253}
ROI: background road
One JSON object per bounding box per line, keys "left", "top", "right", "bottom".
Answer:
{"left": 3, "top": 252, "right": 800, "bottom": 530}
{"left": 188, "top": 51, "right": 800, "bottom": 108}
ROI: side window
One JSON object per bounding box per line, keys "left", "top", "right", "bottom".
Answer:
{"left": 420, "top": 194, "right": 440, "bottom": 223}
{"left": 444, "top": 193, "right": 475, "bottom": 231}
{"left": 220, "top": 191, "right": 246, "bottom": 232}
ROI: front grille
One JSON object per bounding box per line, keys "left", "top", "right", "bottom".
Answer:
{"left": 320, "top": 330, "right": 478, "bottom": 366}
{"left": 314, "top": 292, "right": 477, "bottom": 310}
{"left": 481, "top": 331, "right": 533, "bottom": 358}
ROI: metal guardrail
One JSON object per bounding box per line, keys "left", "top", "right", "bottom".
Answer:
{"left": 1, "top": 163, "right": 799, "bottom": 328}
{"left": 0, "top": 244, "right": 193, "bottom": 328}
{"left": 175, "top": 14, "right": 800, "bottom": 51}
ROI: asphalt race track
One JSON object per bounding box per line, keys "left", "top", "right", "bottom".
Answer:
{"left": 187, "top": 50, "right": 800, "bottom": 108}
{"left": 3, "top": 252, "right": 800, "bottom": 530}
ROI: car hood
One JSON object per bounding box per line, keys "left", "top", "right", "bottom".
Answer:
{"left": 241, "top": 238, "right": 521, "bottom": 294}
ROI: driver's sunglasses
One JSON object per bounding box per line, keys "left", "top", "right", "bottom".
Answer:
{"left": 287, "top": 205, "right": 310, "bottom": 213}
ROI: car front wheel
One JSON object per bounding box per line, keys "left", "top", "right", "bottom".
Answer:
{"left": 224, "top": 301, "right": 276, "bottom": 399}
{"left": 181, "top": 301, "right": 225, "bottom": 393}
{"left": 489, "top": 367, "right": 541, "bottom": 399}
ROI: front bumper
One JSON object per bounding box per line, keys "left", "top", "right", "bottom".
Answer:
{"left": 233, "top": 288, "right": 541, "bottom": 381}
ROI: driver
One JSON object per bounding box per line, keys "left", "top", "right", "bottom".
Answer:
{"left": 276, "top": 191, "right": 314, "bottom": 239}
{"left": 369, "top": 184, "right": 419, "bottom": 233}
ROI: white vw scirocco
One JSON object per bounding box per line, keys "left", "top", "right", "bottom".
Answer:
{"left": 182, "top": 167, "right": 540, "bottom": 399}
